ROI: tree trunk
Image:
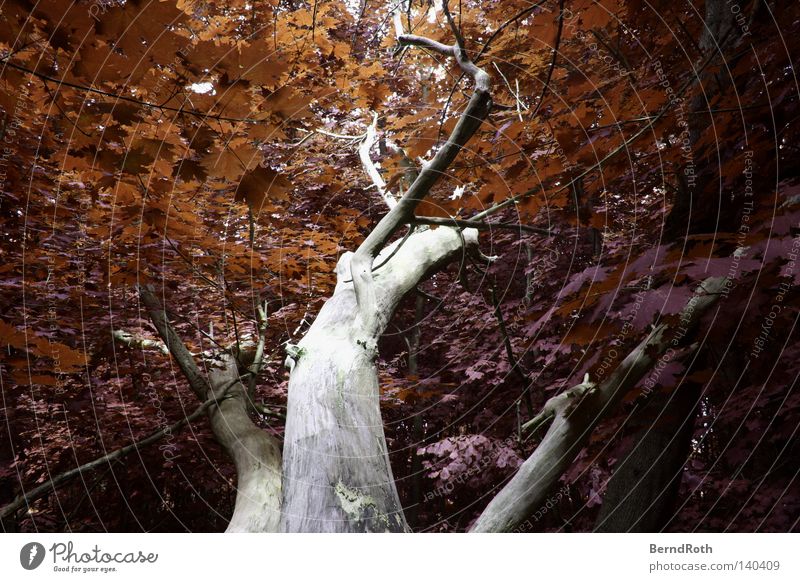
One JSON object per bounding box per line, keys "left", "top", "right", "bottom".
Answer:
{"left": 207, "top": 353, "right": 282, "bottom": 532}
{"left": 141, "top": 289, "right": 282, "bottom": 532}
{"left": 593, "top": 382, "right": 701, "bottom": 532}
{"left": 407, "top": 293, "right": 425, "bottom": 527}
{"left": 665, "top": 0, "right": 752, "bottom": 235}
{"left": 470, "top": 277, "right": 727, "bottom": 532}
{"left": 280, "top": 226, "right": 478, "bottom": 532}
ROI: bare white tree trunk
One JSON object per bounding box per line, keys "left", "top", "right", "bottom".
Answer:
{"left": 207, "top": 352, "right": 282, "bottom": 532}
{"left": 281, "top": 227, "right": 478, "bottom": 532}
{"left": 281, "top": 2, "right": 491, "bottom": 532}
{"left": 141, "top": 288, "right": 282, "bottom": 532}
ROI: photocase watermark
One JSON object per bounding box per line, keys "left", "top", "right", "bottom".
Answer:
{"left": 546, "top": 126, "right": 579, "bottom": 175}
{"left": 511, "top": 485, "right": 571, "bottom": 532}
{"left": 87, "top": 0, "right": 109, "bottom": 21}
{"left": 422, "top": 437, "right": 518, "bottom": 502}
{"left": 19, "top": 540, "right": 159, "bottom": 574}
{"left": 640, "top": 346, "right": 677, "bottom": 398}
{"left": 720, "top": 150, "right": 755, "bottom": 298}
{"left": 562, "top": 10, "right": 633, "bottom": 80}
{"left": 594, "top": 284, "right": 646, "bottom": 382}
{"left": 727, "top": 0, "right": 753, "bottom": 38}
{"left": 20, "top": 542, "right": 46, "bottom": 570}
{"left": 0, "top": 83, "right": 32, "bottom": 194}
{"left": 140, "top": 372, "right": 180, "bottom": 462}
{"left": 3, "top": 81, "right": 79, "bottom": 397}
{"left": 652, "top": 59, "right": 696, "bottom": 190}
{"left": 640, "top": 291, "right": 706, "bottom": 396}
{"left": 523, "top": 246, "right": 560, "bottom": 306}
{"left": 750, "top": 253, "right": 797, "bottom": 360}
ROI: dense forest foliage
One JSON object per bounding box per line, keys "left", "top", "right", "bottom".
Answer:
{"left": 0, "top": 0, "right": 798, "bottom": 532}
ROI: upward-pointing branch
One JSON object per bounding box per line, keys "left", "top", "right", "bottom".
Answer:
{"left": 139, "top": 286, "right": 282, "bottom": 532}
{"left": 529, "top": 0, "right": 565, "bottom": 120}
{"left": 140, "top": 285, "right": 209, "bottom": 399}
{"left": 349, "top": 0, "right": 492, "bottom": 338}
{"left": 359, "top": 112, "right": 398, "bottom": 210}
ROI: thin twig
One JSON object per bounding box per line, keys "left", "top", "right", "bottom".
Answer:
{"left": 490, "top": 285, "right": 535, "bottom": 417}
{"left": 0, "top": 377, "right": 242, "bottom": 522}
{"left": 412, "top": 216, "right": 553, "bottom": 236}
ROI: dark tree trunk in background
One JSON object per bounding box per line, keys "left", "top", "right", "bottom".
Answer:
{"left": 665, "top": 0, "right": 754, "bottom": 236}
{"left": 471, "top": 278, "right": 727, "bottom": 532}
{"left": 594, "top": 382, "right": 701, "bottom": 532}
{"left": 407, "top": 293, "right": 425, "bottom": 527}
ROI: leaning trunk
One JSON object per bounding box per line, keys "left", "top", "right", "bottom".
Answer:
{"left": 594, "top": 381, "right": 700, "bottom": 531}
{"left": 471, "top": 278, "right": 727, "bottom": 532}
{"left": 140, "top": 288, "right": 282, "bottom": 532}
{"left": 208, "top": 353, "right": 282, "bottom": 532}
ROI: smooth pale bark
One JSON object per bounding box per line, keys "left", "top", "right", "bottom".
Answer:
{"left": 207, "top": 353, "right": 282, "bottom": 532}
{"left": 141, "top": 288, "right": 282, "bottom": 532}
{"left": 281, "top": 7, "right": 490, "bottom": 532}
{"left": 280, "top": 227, "right": 478, "bottom": 532}
{"left": 470, "top": 277, "right": 727, "bottom": 532}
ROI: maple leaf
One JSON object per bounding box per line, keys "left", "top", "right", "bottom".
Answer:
{"left": 235, "top": 165, "right": 293, "bottom": 210}
{"left": 202, "top": 142, "right": 260, "bottom": 180}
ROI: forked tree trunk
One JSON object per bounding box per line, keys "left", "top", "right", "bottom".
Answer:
{"left": 141, "top": 289, "right": 282, "bottom": 532}
{"left": 280, "top": 6, "right": 490, "bottom": 531}
{"left": 207, "top": 353, "right": 282, "bottom": 532}
{"left": 280, "top": 227, "right": 478, "bottom": 532}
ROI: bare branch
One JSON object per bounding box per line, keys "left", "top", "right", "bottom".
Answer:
{"left": 441, "top": 0, "right": 467, "bottom": 53}
{"left": 521, "top": 373, "right": 596, "bottom": 434}
{"left": 471, "top": 277, "right": 728, "bottom": 532}
{"left": 112, "top": 329, "right": 169, "bottom": 356}
{"left": 140, "top": 285, "right": 209, "bottom": 399}
{"left": 247, "top": 300, "right": 269, "bottom": 398}
{"left": 299, "top": 116, "right": 398, "bottom": 210}
{"left": 392, "top": 8, "right": 404, "bottom": 38}
{"left": 489, "top": 285, "right": 535, "bottom": 416}
{"left": 432, "top": 0, "right": 550, "bottom": 146}
{"left": 350, "top": 27, "right": 492, "bottom": 336}
{"left": 397, "top": 34, "right": 455, "bottom": 57}
{"left": 0, "top": 377, "right": 240, "bottom": 523}
{"left": 412, "top": 216, "right": 552, "bottom": 236}
{"left": 493, "top": 63, "right": 528, "bottom": 121}
{"left": 359, "top": 113, "right": 398, "bottom": 209}
{"left": 529, "top": 0, "right": 565, "bottom": 120}
{"left": 315, "top": 128, "right": 366, "bottom": 141}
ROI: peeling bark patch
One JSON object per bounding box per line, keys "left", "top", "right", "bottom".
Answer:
{"left": 334, "top": 480, "right": 390, "bottom": 532}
